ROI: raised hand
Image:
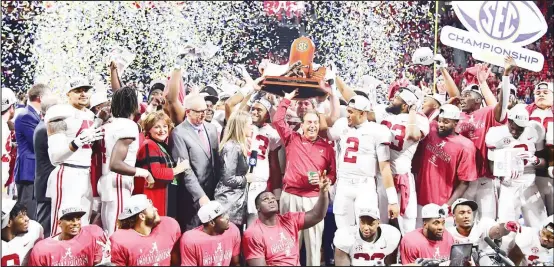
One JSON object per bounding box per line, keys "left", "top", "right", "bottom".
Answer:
{"left": 318, "top": 170, "right": 330, "bottom": 192}
{"left": 283, "top": 88, "right": 299, "bottom": 100}
{"left": 476, "top": 63, "right": 492, "bottom": 83}
{"left": 504, "top": 56, "right": 517, "bottom": 74}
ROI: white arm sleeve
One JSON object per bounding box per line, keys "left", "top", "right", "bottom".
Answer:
{"left": 500, "top": 76, "right": 510, "bottom": 121}
{"left": 376, "top": 124, "right": 392, "bottom": 162}
{"left": 47, "top": 133, "right": 74, "bottom": 166}
{"left": 327, "top": 117, "right": 347, "bottom": 141}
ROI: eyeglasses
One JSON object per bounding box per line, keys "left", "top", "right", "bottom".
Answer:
{"left": 190, "top": 109, "right": 207, "bottom": 114}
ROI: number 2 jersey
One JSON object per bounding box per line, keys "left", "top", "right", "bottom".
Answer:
{"left": 1, "top": 220, "right": 43, "bottom": 266}
{"left": 327, "top": 118, "right": 391, "bottom": 181}
{"left": 333, "top": 224, "right": 401, "bottom": 266}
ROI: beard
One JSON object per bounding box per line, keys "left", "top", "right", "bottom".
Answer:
{"left": 438, "top": 127, "right": 454, "bottom": 137}
{"left": 427, "top": 230, "right": 443, "bottom": 241}
{"left": 145, "top": 215, "right": 160, "bottom": 228}
{"left": 385, "top": 104, "right": 402, "bottom": 115}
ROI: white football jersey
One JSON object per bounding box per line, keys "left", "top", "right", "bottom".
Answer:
{"left": 328, "top": 118, "right": 392, "bottom": 181}
{"left": 51, "top": 105, "right": 95, "bottom": 166}
{"left": 529, "top": 108, "right": 553, "bottom": 146}
{"left": 486, "top": 125, "right": 542, "bottom": 184}
{"left": 515, "top": 227, "right": 553, "bottom": 266}
{"left": 378, "top": 112, "right": 430, "bottom": 175}
{"left": 547, "top": 121, "right": 553, "bottom": 146}
{"left": 1, "top": 220, "right": 44, "bottom": 266}
{"left": 447, "top": 218, "right": 496, "bottom": 253}
{"left": 334, "top": 224, "right": 401, "bottom": 266}
{"left": 249, "top": 124, "right": 282, "bottom": 182}
{"left": 101, "top": 118, "right": 139, "bottom": 176}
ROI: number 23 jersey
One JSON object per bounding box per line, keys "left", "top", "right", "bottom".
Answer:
{"left": 333, "top": 224, "right": 401, "bottom": 266}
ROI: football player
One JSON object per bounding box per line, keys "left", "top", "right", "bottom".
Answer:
{"left": 508, "top": 215, "right": 554, "bottom": 266}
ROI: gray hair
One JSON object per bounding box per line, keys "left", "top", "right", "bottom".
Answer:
{"left": 40, "top": 95, "right": 61, "bottom": 115}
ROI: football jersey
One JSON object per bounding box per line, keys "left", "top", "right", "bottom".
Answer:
{"left": 1, "top": 220, "right": 44, "bottom": 266}
{"left": 2, "top": 120, "right": 11, "bottom": 186}
{"left": 110, "top": 216, "right": 181, "bottom": 266}
{"left": 101, "top": 118, "right": 139, "bottom": 176}
{"left": 248, "top": 123, "right": 282, "bottom": 182}
{"left": 447, "top": 218, "right": 496, "bottom": 253}
{"left": 515, "top": 227, "right": 553, "bottom": 266}
{"left": 529, "top": 108, "right": 553, "bottom": 143}
{"left": 28, "top": 225, "right": 106, "bottom": 266}
{"left": 57, "top": 105, "right": 95, "bottom": 166}
{"left": 379, "top": 113, "right": 430, "bottom": 175}
{"left": 328, "top": 118, "right": 391, "bottom": 181}
{"left": 486, "top": 125, "right": 542, "bottom": 185}
{"left": 333, "top": 224, "right": 401, "bottom": 266}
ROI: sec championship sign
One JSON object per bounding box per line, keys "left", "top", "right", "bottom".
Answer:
{"left": 440, "top": 1, "right": 547, "bottom": 72}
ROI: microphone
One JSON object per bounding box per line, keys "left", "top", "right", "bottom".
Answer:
{"left": 484, "top": 237, "right": 515, "bottom": 266}
{"left": 249, "top": 150, "right": 258, "bottom": 173}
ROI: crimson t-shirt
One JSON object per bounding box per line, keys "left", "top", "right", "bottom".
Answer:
{"left": 28, "top": 225, "right": 106, "bottom": 266}
{"left": 180, "top": 223, "right": 241, "bottom": 266}
{"left": 456, "top": 106, "right": 506, "bottom": 178}
{"left": 110, "top": 216, "right": 181, "bottom": 266}
{"left": 416, "top": 121, "right": 478, "bottom": 206}
{"left": 399, "top": 228, "right": 454, "bottom": 264}
{"left": 243, "top": 212, "right": 305, "bottom": 266}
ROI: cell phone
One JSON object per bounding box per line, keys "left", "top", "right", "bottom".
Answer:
{"left": 449, "top": 243, "right": 473, "bottom": 266}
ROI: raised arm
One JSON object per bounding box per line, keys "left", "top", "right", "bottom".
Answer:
{"left": 272, "top": 90, "right": 298, "bottom": 144}
{"left": 167, "top": 68, "right": 186, "bottom": 125}
{"left": 495, "top": 57, "right": 515, "bottom": 123}
{"left": 435, "top": 54, "right": 460, "bottom": 98}
{"left": 475, "top": 64, "right": 498, "bottom": 107}
{"left": 303, "top": 172, "right": 330, "bottom": 229}
{"left": 109, "top": 62, "right": 122, "bottom": 92}
{"left": 335, "top": 75, "right": 356, "bottom": 101}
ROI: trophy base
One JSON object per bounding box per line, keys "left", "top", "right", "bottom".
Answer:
{"left": 261, "top": 76, "right": 330, "bottom": 99}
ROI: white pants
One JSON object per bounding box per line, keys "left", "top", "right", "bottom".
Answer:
{"left": 377, "top": 173, "right": 417, "bottom": 235}
{"left": 462, "top": 177, "right": 498, "bottom": 221}
{"left": 48, "top": 165, "right": 92, "bottom": 236}
{"left": 333, "top": 177, "right": 378, "bottom": 229}
{"left": 497, "top": 182, "right": 547, "bottom": 228}
{"left": 535, "top": 176, "right": 554, "bottom": 216}
{"left": 280, "top": 191, "right": 323, "bottom": 267}
{"left": 98, "top": 173, "right": 134, "bottom": 236}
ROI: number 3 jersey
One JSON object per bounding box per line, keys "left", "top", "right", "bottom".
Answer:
{"left": 248, "top": 124, "right": 282, "bottom": 183}
{"left": 327, "top": 118, "right": 392, "bottom": 181}
{"left": 377, "top": 112, "right": 430, "bottom": 175}
{"left": 333, "top": 224, "right": 401, "bottom": 266}
{"left": 1, "top": 220, "right": 44, "bottom": 266}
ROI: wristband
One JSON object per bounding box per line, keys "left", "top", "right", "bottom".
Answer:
{"left": 70, "top": 140, "right": 79, "bottom": 150}
{"left": 386, "top": 187, "right": 398, "bottom": 204}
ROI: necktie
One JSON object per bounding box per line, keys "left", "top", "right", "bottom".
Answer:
{"left": 197, "top": 128, "right": 211, "bottom": 155}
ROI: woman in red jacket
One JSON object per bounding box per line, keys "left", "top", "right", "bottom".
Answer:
{"left": 134, "top": 111, "right": 189, "bottom": 216}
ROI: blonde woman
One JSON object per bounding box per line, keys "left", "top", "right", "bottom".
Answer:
{"left": 214, "top": 110, "right": 253, "bottom": 227}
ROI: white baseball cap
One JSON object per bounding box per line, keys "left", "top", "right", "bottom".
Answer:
{"left": 544, "top": 215, "right": 554, "bottom": 233}
{"left": 451, "top": 198, "right": 478, "bottom": 212}
{"left": 398, "top": 87, "right": 421, "bottom": 105}
{"left": 90, "top": 91, "right": 109, "bottom": 109}
{"left": 118, "top": 194, "right": 151, "bottom": 220}
{"left": 253, "top": 98, "right": 272, "bottom": 113}
{"left": 357, "top": 206, "right": 380, "bottom": 220}
{"left": 58, "top": 205, "right": 86, "bottom": 220}
{"left": 44, "top": 104, "right": 73, "bottom": 123}
{"left": 412, "top": 47, "right": 434, "bottom": 66}
{"left": 347, "top": 95, "right": 371, "bottom": 112}
{"left": 64, "top": 77, "right": 93, "bottom": 94}
{"left": 508, "top": 106, "right": 529, "bottom": 127}
{"left": 535, "top": 81, "right": 553, "bottom": 92}
{"left": 198, "top": 201, "right": 225, "bottom": 223}
{"left": 1, "top": 199, "right": 17, "bottom": 229}
{"left": 2, "top": 87, "right": 17, "bottom": 112}
{"left": 421, "top": 203, "right": 447, "bottom": 219}
{"left": 426, "top": 93, "right": 446, "bottom": 106}
{"left": 462, "top": 84, "right": 483, "bottom": 98}
{"left": 439, "top": 104, "right": 461, "bottom": 120}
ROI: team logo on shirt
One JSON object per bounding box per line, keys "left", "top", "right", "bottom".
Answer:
{"left": 51, "top": 247, "right": 89, "bottom": 266}
{"left": 437, "top": 141, "right": 446, "bottom": 149}
{"left": 136, "top": 242, "right": 172, "bottom": 265}
{"left": 425, "top": 141, "right": 452, "bottom": 164}
{"left": 202, "top": 242, "right": 232, "bottom": 266}
{"left": 531, "top": 247, "right": 539, "bottom": 254}
{"left": 269, "top": 231, "right": 295, "bottom": 257}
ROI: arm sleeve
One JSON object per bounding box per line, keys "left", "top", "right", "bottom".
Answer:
{"left": 137, "top": 142, "right": 174, "bottom": 181}
{"left": 399, "top": 238, "right": 418, "bottom": 264}
{"left": 243, "top": 229, "right": 267, "bottom": 261}
{"left": 47, "top": 133, "right": 74, "bottom": 165}
{"left": 327, "top": 118, "right": 346, "bottom": 141}
{"left": 180, "top": 235, "right": 199, "bottom": 266}
{"left": 220, "top": 144, "right": 247, "bottom": 188}
{"left": 169, "top": 130, "right": 205, "bottom": 202}
{"left": 457, "top": 142, "right": 478, "bottom": 182}
{"left": 28, "top": 246, "right": 44, "bottom": 266}
{"left": 268, "top": 129, "right": 282, "bottom": 151}
{"left": 333, "top": 228, "right": 354, "bottom": 253}
{"left": 232, "top": 225, "right": 241, "bottom": 256}
{"left": 271, "top": 99, "right": 294, "bottom": 145}
{"left": 326, "top": 145, "right": 337, "bottom": 185}
{"left": 416, "top": 114, "right": 431, "bottom": 137}
{"left": 376, "top": 126, "right": 392, "bottom": 162}
{"left": 14, "top": 114, "right": 37, "bottom": 154}
{"left": 109, "top": 239, "right": 128, "bottom": 266}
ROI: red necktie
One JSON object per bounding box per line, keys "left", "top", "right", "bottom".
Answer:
{"left": 197, "top": 128, "right": 210, "bottom": 155}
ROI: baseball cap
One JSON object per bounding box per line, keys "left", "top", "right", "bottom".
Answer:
{"left": 412, "top": 47, "right": 434, "bottom": 66}
{"left": 118, "top": 194, "right": 151, "bottom": 220}
{"left": 65, "top": 77, "right": 93, "bottom": 94}
{"left": 253, "top": 98, "right": 272, "bottom": 113}
{"left": 462, "top": 84, "right": 483, "bottom": 98}
{"left": 90, "top": 91, "right": 109, "bottom": 109}
{"left": 198, "top": 201, "right": 225, "bottom": 223}
{"left": 451, "top": 198, "right": 478, "bottom": 213}
{"left": 1, "top": 199, "right": 17, "bottom": 229}
{"left": 426, "top": 93, "right": 446, "bottom": 107}
{"left": 398, "top": 86, "right": 420, "bottom": 105}
{"left": 535, "top": 81, "right": 553, "bottom": 92}
{"left": 544, "top": 215, "right": 554, "bottom": 233}
{"left": 58, "top": 205, "right": 86, "bottom": 220}
{"left": 439, "top": 104, "right": 461, "bottom": 120}
{"left": 421, "top": 203, "right": 447, "bottom": 219}
{"left": 44, "top": 104, "right": 74, "bottom": 123}
{"left": 357, "top": 206, "right": 380, "bottom": 220}
{"left": 200, "top": 85, "right": 219, "bottom": 104}
{"left": 348, "top": 95, "right": 371, "bottom": 112}
{"left": 2, "top": 87, "right": 17, "bottom": 112}
{"left": 508, "top": 106, "right": 529, "bottom": 127}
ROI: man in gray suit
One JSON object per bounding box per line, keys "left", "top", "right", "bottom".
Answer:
{"left": 170, "top": 94, "right": 220, "bottom": 231}
{"left": 32, "top": 95, "right": 60, "bottom": 237}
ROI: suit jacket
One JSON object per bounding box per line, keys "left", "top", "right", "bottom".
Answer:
{"left": 14, "top": 105, "right": 40, "bottom": 183}
{"left": 169, "top": 119, "right": 220, "bottom": 230}
{"left": 33, "top": 121, "right": 55, "bottom": 202}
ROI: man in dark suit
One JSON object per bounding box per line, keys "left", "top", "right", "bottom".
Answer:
{"left": 170, "top": 94, "right": 220, "bottom": 231}
{"left": 32, "top": 95, "right": 59, "bottom": 237}
{"left": 14, "top": 83, "right": 49, "bottom": 220}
